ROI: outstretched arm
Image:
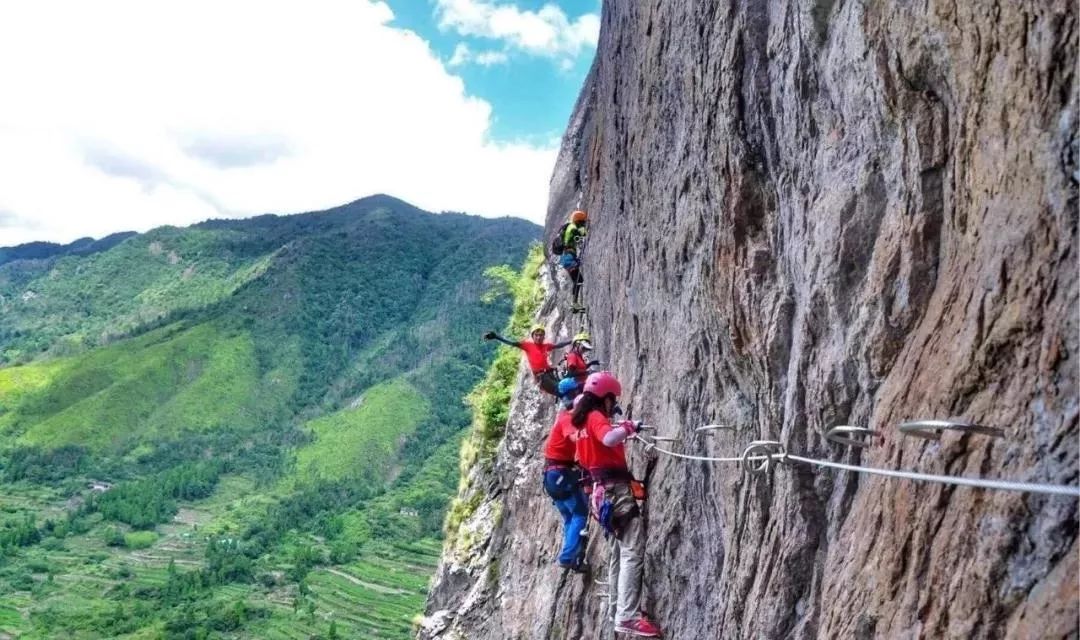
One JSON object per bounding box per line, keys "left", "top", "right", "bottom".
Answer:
{"left": 484, "top": 332, "right": 520, "bottom": 348}
{"left": 552, "top": 339, "right": 573, "bottom": 349}
{"left": 601, "top": 420, "right": 642, "bottom": 447}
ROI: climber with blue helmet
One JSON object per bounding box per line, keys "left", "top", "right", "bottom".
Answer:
{"left": 542, "top": 377, "right": 589, "bottom": 573}
{"left": 557, "top": 376, "right": 582, "bottom": 410}
{"left": 571, "top": 371, "right": 662, "bottom": 637}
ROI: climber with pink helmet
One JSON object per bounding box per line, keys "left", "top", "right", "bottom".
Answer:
{"left": 571, "top": 371, "right": 662, "bottom": 637}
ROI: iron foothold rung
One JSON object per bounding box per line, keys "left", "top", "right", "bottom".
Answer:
{"left": 696, "top": 424, "right": 737, "bottom": 432}
{"left": 899, "top": 419, "right": 1004, "bottom": 441}
{"left": 824, "top": 425, "right": 879, "bottom": 448}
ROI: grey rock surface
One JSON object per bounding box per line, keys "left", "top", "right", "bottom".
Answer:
{"left": 422, "top": 1, "right": 1078, "bottom": 638}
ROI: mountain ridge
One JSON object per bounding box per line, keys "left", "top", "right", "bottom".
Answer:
{"left": 0, "top": 195, "right": 540, "bottom": 638}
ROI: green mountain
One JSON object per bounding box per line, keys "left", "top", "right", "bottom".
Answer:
{"left": 0, "top": 195, "right": 539, "bottom": 639}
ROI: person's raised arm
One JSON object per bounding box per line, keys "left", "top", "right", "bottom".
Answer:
{"left": 483, "top": 331, "right": 520, "bottom": 349}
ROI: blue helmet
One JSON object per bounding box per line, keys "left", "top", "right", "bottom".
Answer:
{"left": 557, "top": 376, "right": 581, "bottom": 398}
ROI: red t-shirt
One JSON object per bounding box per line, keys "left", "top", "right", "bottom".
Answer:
{"left": 543, "top": 410, "right": 577, "bottom": 463}
{"left": 575, "top": 409, "right": 627, "bottom": 475}
{"left": 564, "top": 351, "right": 586, "bottom": 376}
{"left": 518, "top": 340, "right": 555, "bottom": 373}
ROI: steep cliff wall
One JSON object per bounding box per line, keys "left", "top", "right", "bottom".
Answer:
{"left": 422, "top": 1, "right": 1078, "bottom": 638}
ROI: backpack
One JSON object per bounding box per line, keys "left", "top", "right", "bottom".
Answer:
{"left": 550, "top": 222, "right": 570, "bottom": 255}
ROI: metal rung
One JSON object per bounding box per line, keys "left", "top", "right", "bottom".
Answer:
{"left": 649, "top": 436, "right": 681, "bottom": 443}
{"left": 696, "top": 424, "right": 737, "bottom": 433}
{"left": 899, "top": 419, "right": 1004, "bottom": 440}
{"left": 825, "top": 425, "right": 878, "bottom": 448}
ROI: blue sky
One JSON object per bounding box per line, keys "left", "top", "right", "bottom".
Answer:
{"left": 386, "top": 0, "right": 598, "bottom": 144}
{"left": 0, "top": 0, "right": 600, "bottom": 245}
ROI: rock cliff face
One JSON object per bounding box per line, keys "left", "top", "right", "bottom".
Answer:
{"left": 422, "top": 1, "right": 1078, "bottom": 638}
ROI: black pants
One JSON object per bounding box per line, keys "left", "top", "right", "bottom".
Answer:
{"left": 536, "top": 369, "right": 559, "bottom": 396}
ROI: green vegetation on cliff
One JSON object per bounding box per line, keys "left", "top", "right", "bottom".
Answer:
{"left": 445, "top": 246, "right": 544, "bottom": 547}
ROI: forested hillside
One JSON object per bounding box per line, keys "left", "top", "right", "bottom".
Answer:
{"left": 0, "top": 194, "right": 539, "bottom": 639}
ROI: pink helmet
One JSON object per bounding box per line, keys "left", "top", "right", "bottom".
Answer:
{"left": 584, "top": 371, "right": 621, "bottom": 399}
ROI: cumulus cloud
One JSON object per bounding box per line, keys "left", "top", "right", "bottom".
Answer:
{"left": 435, "top": 0, "right": 599, "bottom": 60}
{"left": 0, "top": 0, "right": 558, "bottom": 245}
{"left": 448, "top": 43, "right": 510, "bottom": 67}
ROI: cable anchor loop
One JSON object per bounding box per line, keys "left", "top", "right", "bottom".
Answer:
{"left": 741, "top": 440, "right": 786, "bottom": 475}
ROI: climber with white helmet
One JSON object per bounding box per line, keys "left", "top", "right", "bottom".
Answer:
{"left": 571, "top": 371, "right": 662, "bottom": 638}
{"left": 541, "top": 377, "right": 590, "bottom": 573}
{"left": 483, "top": 324, "right": 570, "bottom": 396}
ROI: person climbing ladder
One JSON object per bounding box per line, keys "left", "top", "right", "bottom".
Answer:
{"left": 541, "top": 379, "right": 590, "bottom": 573}
{"left": 550, "top": 209, "right": 588, "bottom": 312}
{"left": 572, "top": 371, "right": 662, "bottom": 638}
{"left": 483, "top": 325, "right": 570, "bottom": 396}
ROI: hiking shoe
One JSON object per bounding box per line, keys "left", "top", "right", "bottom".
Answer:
{"left": 614, "top": 615, "right": 662, "bottom": 637}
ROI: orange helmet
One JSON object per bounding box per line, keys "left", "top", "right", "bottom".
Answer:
{"left": 570, "top": 210, "right": 587, "bottom": 224}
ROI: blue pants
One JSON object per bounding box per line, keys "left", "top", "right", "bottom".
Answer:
{"left": 543, "top": 468, "right": 588, "bottom": 566}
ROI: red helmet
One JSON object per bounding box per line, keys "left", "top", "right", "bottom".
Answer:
{"left": 584, "top": 371, "right": 621, "bottom": 399}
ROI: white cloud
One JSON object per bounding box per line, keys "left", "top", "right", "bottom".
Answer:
{"left": 448, "top": 43, "right": 510, "bottom": 68}
{"left": 435, "top": 0, "right": 599, "bottom": 60}
{"left": 0, "top": 0, "right": 557, "bottom": 245}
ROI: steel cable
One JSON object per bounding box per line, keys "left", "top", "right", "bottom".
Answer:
{"left": 636, "top": 437, "right": 1079, "bottom": 497}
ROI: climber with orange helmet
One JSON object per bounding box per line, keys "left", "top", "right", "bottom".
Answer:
{"left": 550, "top": 210, "right": 588, "bottom": 311}
{"left": 571, "top": 371, "right": 662, "bottom": 637}
{"left": 483, "top": 324, "right": 571, "bottom": 396}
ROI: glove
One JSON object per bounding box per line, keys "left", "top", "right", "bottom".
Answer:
{"left": 483, "top": 331, "right": 496, "bottom": 340}
{"left": 618, "top": 420, "right": 643, "bottom": 435}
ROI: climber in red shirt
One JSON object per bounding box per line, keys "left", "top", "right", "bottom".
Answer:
{"left": 560, "top": 331, "right": 597, "bottom": 384}
{"left": 540, "top": 380, "right": 589, "bottom": 573}
{"left": 483, "top": 325, "right": 571, "bottom": 395}
{"left": 571, "top": 371, "right": 662, "bottom": 638}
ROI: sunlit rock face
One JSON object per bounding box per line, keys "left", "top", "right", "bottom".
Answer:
{"left": 422, "top": 1, "right": 1078, "bottom": 638}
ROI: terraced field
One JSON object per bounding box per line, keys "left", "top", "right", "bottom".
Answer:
{"left": 0, "top": 478, "right": 440, "bottom": 639}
